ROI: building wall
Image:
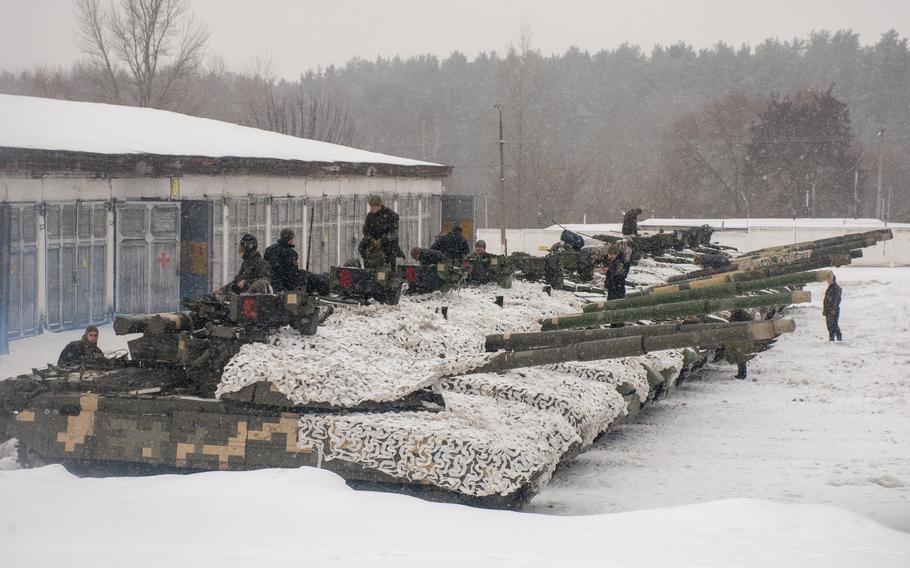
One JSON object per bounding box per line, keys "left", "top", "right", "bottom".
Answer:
{"left": 1, "top": 174, "right": 444, "bottom": 339}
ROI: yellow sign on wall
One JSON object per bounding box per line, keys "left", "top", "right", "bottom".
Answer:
{"left": 170, "top": 178, "right": 180, "bottom": 199}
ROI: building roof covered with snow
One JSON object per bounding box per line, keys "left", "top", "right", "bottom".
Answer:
{"left": 0, "top": 94, "right": 450, "bottom": 178}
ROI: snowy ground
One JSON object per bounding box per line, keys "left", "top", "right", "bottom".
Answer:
{"left": 530, "top": 267, "right": 910, "bottom": 532}
{"left": 0, "top": 465, "right": 908, "bottom": 568}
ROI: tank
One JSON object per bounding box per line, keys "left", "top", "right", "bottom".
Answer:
{"left": 398, "top": 256, "right": 514, "bottom": 294}
{"left": 3, "top": 230, "right": 850, "bottom": 509}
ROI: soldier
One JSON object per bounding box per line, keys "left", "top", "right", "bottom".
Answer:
{"left": 359, "top": 195, "right": 405, "bottom": 271}
{"left": 431, "top": 226, "right": 470, "bottom": 261}
{"left": 410, "top": 247, "right": 449, "bottom": 266}
{"left": 263, "top": 229, "right": 299, "bottom": 292}
{"left": 823, "top": 273, "right": 843, "bottom": 341}
{"left": 727, "top": 309, "right": 754, "bottom": 379}
{"left": 622, "top": 208, "right": 643, "bottom": 236}
{"left": 57, "top": 325, "right": 104, "bottom": 367}
{"left": 604, "top": 245, "right": 630, "bottom": 300}
{"left": 466, "top": 239, "right": 494, "bottom": 284}
{"left": 219, "top": 234, "right": 271, "bottom": 294}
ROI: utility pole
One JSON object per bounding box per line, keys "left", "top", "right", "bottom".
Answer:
{"left": 853, "top": 168, "right": 859, "bottom": 218}
{"left": 495, "top": 103, "right": 507, "bottom": 255}
{"left": 876, "top": 128, "right": 885, "bottom": 220}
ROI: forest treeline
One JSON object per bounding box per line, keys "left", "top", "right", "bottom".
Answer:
{"left": 3, "top": 28, "right": 910, "bottom": 226}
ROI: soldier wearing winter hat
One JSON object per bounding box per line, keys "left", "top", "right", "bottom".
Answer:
{"left": 57, "top": 325, "right": 104, "bottom": 367}
{"left": 264, "top": 228, "right": 300, "bottom": 292}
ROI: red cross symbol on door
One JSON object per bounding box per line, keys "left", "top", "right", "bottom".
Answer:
{"left": 157, "top": 251, "right": 171, "bottom": 270}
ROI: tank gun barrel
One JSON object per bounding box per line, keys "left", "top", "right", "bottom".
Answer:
{"left": 113, "top": 312, "right": 193, "bottom": 336}
{"left": 539, "top": 290, "right": 810, "bottom": 330}
{"left": 656, "top": 252, "right": 856, "bottom": 290}
{"left": 584, "top": 270, "right": 830, "bottom": 313}
{"left": 736, "top": 229, "right": 892, "bottom": 260}
{"left": 470, "top": 320, "right": 795, "bottom": 375}
{"left": 486, "top": 319, "right": 790, "bottom": 352}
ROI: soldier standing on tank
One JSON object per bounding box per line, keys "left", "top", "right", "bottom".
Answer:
{"left": 219, "top": 233, "right": 271, "bottom": 294}
{"left": 58, "top": 325, "right": 104, "bottom": 367}
{"left": 264, "top": 229, "right": 299, "bottom": 292}
{"left": 359, "top": 195, "right": 405, "bottom": 271}
{"left": 431, "top": 226, "right": 470, "bottom": 261}
{"left": 622, "top": 208, "right": 643, "bottom": 236}
{"left": 823, "top": 273, "right": 843, "bottom": 341}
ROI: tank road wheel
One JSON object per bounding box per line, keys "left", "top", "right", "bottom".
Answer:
{"left": 17, "top": 442, "right": 47, "bottom": 468}
{"left": 295, "top": 316, "right": 319, "bottom": 336}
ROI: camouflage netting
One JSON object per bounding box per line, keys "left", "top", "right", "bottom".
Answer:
{"left": 298, "top": 393, "right": 580, "bottom": 497}
{"left": 224, "top": 260, "right": 701, "bottom": 498}
{"left": 216, "top": 281, "right": 587, "bottom": 407}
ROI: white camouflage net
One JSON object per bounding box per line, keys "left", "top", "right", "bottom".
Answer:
{"left": 218, "top": 262, "right": 701, "bottom": 498}
{"left": 298, "top": 393, "right": 580, "bottom": 497}
{"left": 216, "top": 281, "right": 586, "bottom": 406}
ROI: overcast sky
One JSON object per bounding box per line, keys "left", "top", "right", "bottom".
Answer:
{"left": 2, "top": 0, "right": 909, "bottom": 79}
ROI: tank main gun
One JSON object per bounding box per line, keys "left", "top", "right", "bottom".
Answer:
{"left": 469, "top": 319, "right": 795, "bottom": 375}
{"left": 539, "top": 290, "right": 810, "bottom": 330}
{"left": 583, "top": 270, "right": 830, "bottom": 313}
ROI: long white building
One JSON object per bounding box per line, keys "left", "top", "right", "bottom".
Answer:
{"left": 0, "top": 94, "right": 452, "bottom": 345}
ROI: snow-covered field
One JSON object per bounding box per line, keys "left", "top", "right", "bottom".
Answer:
{"left": 1, "top": 267, "right": 908, "bottom": 566}
{"left": 0, "top": 465, "right": 907, "bottom": 568}
{"left": 531, "top": 267, "right": 910, "bottom": 532}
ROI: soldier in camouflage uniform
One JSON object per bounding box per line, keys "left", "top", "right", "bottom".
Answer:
{"left": 359, "top": 195, "right": 405, "bottom": 271}
{"left": 220, "top": 234, "right": 271, "bottom": 294}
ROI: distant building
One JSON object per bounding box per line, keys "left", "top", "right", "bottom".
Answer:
{"left": 0, "top": 94, "right": 452, "bottom": 347}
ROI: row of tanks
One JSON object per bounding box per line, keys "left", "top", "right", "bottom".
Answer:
{"left": 0, "top": 227, "right": 892, "bottom": 507}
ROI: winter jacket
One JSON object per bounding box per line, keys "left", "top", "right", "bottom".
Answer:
{"left": 823, "top": 281, "right": 842, "bottom": 316}
{"left": 466, "top": 251, "right": 494, "bottom": 284}
{"left": 432, "top": 228, "right": 470, "bottom": 261}
{"left": 223, "top": 251, "right": 270, "bottom": 294}
{"left": 605, "top": 256, "right": 630, "bottom": 299}
{"left": 621, "top": 209, "right": 639, "bottom": 236}
{"left": 362, "top": 206, "right": 405, "bottom": 267}
{"left": 264, "top": 240, "right": 299, "bottom": 291}
{"left": 58, "top": 339, "right": 104, "bottom": 367}
{"left": 416, "top": 248, "right": 450, "bottom": 266}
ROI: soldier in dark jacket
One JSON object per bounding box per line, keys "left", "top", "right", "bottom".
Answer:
{"left": 431, "top": 226, "right": 470, "bottom": 261}
{"left": 359, "top": 195, "right": 405, "bottom": 270}
{"left": 410, "top": 247, "right": 449, "bottom": 266}
{"left": 58, "top": 325, "right": 104, "bottom": 367}
{"left": 264, "top": 229, "right": 299, "bottom": 292}
{"left": 466, "top": 240, "right": 494, "bottom": 284}
{"left": 604, "top": 245, "right": 630, "bottom": 300}
{"left": 220, "top": 234, "right": 271, "bottom": 294}
{"left": 621, "top": 208, "right": 643, "bottom": 236}
{"left": 823, "top": 273, "right": 843, "bottom": 341}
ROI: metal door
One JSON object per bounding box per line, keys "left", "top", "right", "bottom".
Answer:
{"left": 115, "top": 202, "right": 180, "bottom": 314}
{"left": 45, "top": 202, "right": 108, "bottom": 330}
{"left": 6, "top": 204, "right": 39, "bottom": 338}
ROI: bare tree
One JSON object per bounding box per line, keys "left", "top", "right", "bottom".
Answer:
{"left": 74, "top": 0, "right": 209, "bottom": 108}
{"left": 239, "top": 60, "right": 358, "bottom": 146}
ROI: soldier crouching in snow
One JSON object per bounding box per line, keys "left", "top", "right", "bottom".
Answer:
{"left": 217, "top": 233, "right": 271, "bottom": 295}
{"left": 58, "top": 325, "right": 104, "bottom": 367}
